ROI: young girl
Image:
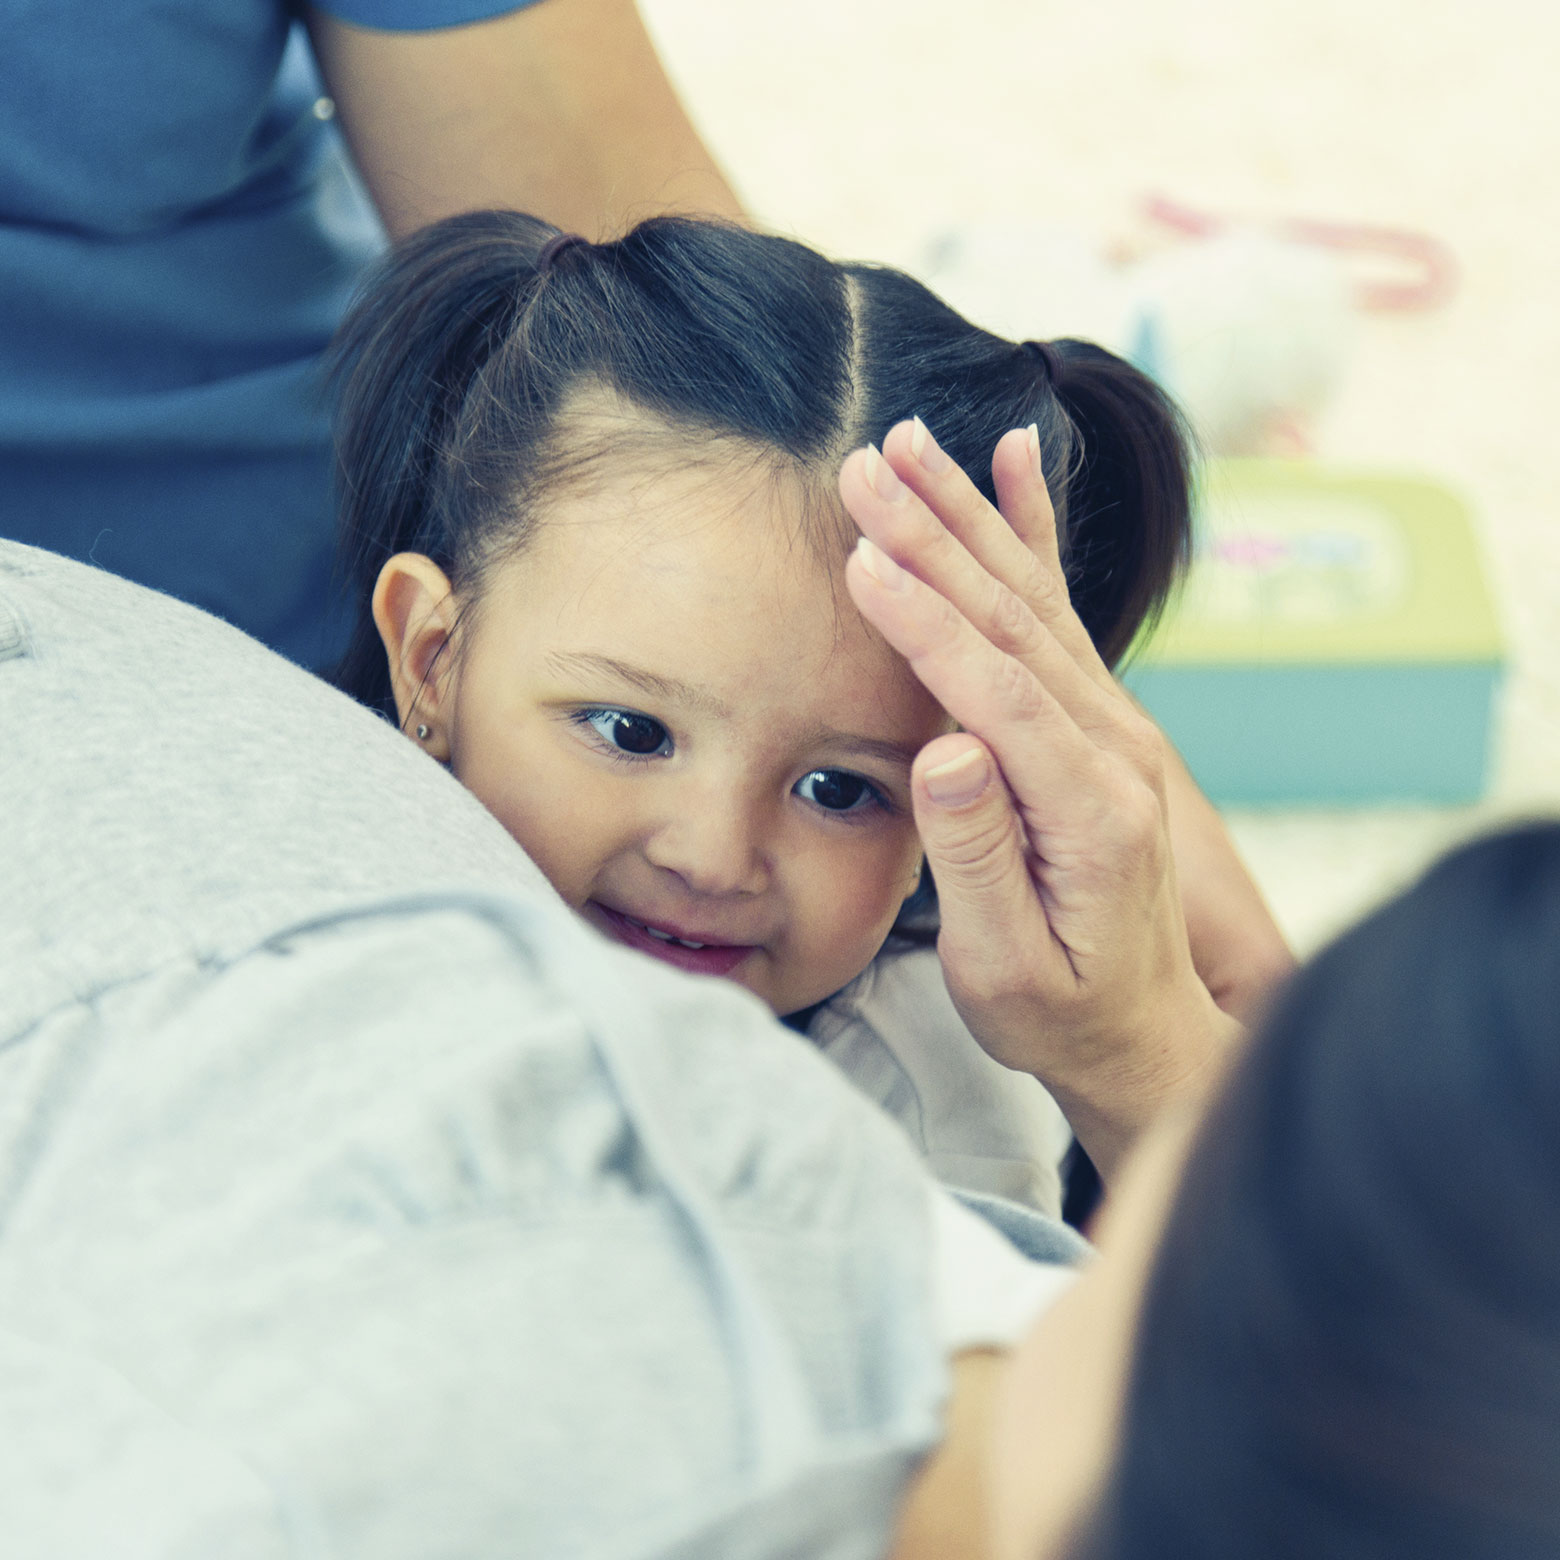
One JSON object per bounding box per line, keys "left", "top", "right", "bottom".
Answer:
{"left": 330, "top": 211, "right": 1193, "bottom": 1216}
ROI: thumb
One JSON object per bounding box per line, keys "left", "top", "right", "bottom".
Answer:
{"left": 913, "top": 735, "right": 1057, "bottom": 1008}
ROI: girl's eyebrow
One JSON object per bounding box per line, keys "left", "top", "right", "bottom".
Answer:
{"left": 545, "top": 650, "right": 730, "bottom": 717}
{"left": 802, "top": 729, "right": 922, "bottom": 773}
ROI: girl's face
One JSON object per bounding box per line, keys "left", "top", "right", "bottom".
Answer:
{"left": 378, "top": 450, "right": 951, "bottom": 1016}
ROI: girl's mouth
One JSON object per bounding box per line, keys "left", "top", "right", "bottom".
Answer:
{"left": 589, "top": 902, "right": 757, "bottom": 979}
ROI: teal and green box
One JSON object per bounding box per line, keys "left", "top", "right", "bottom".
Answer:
{"left": 1123, "top": 461, "right": 1504, "bottom": 805}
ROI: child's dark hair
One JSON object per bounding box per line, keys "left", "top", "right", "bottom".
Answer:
{"left": 329, "top": 210, "right": 1193, "bottom": 716}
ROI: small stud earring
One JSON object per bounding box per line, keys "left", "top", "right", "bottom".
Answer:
{"left": 415, "top": 723, "right": 431, "bottom": 741}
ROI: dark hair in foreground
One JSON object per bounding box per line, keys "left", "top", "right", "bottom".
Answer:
{"left": 329, "top": 210, "right": 1193, "bottom": 716}
{"left": 1075, "top": 825, "right": 1560, "bottom": 1559}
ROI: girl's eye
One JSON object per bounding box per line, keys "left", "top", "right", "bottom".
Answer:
{"left": 577, "top": 708, "right": 672, "bottom": 758}
{"left": 794, "top": 769, "right": 879, "bottom": 814}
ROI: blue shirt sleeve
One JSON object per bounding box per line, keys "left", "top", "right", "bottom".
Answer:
{"left": 309, "top": 0, "right": 543, "bottom": 29}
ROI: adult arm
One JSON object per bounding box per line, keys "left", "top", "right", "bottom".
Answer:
{"left": 305, "top": 0, "right": 744, "bottom": 241}
{"left": 841, "top": 422, "right": 1243, "bottom": 1181}
{"left": 889, "top": 1350, "right": 1005, "bottom": 1560}
{"left": 1159, "top": 738, "right": 1295, "bottom": 1026}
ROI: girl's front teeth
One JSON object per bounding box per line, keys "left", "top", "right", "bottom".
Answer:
{"left": 631, "top": 916, "right": 706, "bottom": 950}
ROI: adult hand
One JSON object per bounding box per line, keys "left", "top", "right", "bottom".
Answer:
{"left": 840, "top": 420, "right": 1242, "bottom": 1178}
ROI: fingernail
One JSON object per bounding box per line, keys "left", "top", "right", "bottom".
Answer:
{"left": 864, "top": 443, "right": 906, "bottom": 503}
{"left": 1027, "top": 423, "right": 1044, "bottom": 481}
{"left": 854, "top": 535, "right": 909, "bottom": 591}
{"left": 909, "top": 416, "right": 952, "bottom": 474}
{"left": 923, "top": 747, "right": 990, "bottom": 807}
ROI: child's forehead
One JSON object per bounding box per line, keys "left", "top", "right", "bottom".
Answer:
{"left": 480, "top": 415, "right": 924, "bottom": 701}
{"left": 530, "top": 387, "right": 855, "bottom": 560}
{"left": 520, "top": 469, "right": 852, "bottom": 646}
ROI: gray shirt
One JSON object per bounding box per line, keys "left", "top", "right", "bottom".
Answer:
{"left": 0, "top": 543, "right": 1072, "bottom": 1557}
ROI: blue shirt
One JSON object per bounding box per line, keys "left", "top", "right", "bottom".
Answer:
{"left": 0, "top": 1, "right": 528, "bottom": 669}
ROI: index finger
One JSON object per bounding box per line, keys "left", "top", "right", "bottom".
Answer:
{"left": 843, "top": 533, "right": 1127, "bottom": 845}
{"left": 841, "top": 445, "right": 1117, "bottom": 741}
{"left": 880, "top": 419, "right": 1115, "bottom": 692}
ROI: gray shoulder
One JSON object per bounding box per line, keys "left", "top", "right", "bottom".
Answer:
{"left": 0, "top": 542, "right": 551, "bottom": 1043}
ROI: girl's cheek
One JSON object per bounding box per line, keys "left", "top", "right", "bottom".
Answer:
{"left": 842, "top": 828, "right": 922, "bottom": 923}
{"left": 465, "top": 737, "right": 612, "bottom": 893}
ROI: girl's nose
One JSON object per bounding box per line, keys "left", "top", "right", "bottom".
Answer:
{"left": 641, "top": 795, "right": 771, "bottom": 898}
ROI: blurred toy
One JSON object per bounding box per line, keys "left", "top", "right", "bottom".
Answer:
{"left": 1124, "top": 460, "right": 1503, "bottom": 805}
{"left": 916, "top": 198, "right": 1456, "bottom": 458}
{"left": 1123, "top": 229, "right": 1351, "bottom": 455}
{"left": 1140, "top": 195, "right": 1458, "bottom": 313}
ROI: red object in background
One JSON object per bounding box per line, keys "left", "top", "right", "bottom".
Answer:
{"left": 1143, "top": 194, "right": 1459, "bottom": 313}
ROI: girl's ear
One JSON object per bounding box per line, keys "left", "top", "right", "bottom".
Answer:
{"left": 372, "top": 553, "right": 460, "bottom": 762}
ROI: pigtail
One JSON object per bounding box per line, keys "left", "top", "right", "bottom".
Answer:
{"left": 1043, "top": 340, "right": 1195, "bottom": 668}
{"left": 327, "top": 210, "right": 559, "bottom": 713}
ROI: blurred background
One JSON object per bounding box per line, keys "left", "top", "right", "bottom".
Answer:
{"left": 641, "top": 0, "right": 1560, "bottom": 956}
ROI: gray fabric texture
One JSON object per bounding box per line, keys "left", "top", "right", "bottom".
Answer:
{"left": 0, "top": 543, "right": 966, "bottom": 1557}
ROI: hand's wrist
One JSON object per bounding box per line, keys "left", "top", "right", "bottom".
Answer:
{"left": 1042, "top": 986, "right": 1244, "bottom": 1182}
